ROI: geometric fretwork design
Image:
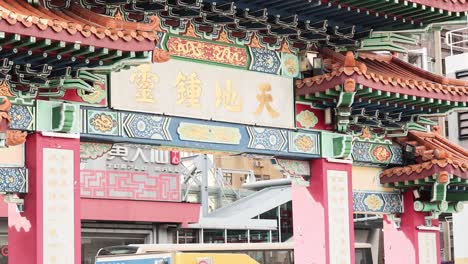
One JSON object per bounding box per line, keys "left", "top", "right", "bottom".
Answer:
{"left": 81, "top": 170, "right": 181, "bottom": 202}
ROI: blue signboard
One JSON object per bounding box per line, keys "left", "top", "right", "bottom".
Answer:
{"left": 96, "top": 256, "right": 171, "bottom": 264}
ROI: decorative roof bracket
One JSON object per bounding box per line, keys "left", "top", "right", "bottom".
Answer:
{"left": 335, "top": 78, "right": 356, "bottom": 133}
{"left": 413, "top": 172, "right": 465, "bottom": 226}
{"left": 43, "top": 0, "right": 71, "bottom": 9}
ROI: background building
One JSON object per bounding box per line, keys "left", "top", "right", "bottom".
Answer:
{"left": 0, "top": 1, "right": 466, "bottom": 264}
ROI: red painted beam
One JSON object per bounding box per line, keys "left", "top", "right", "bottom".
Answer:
{"left": 81, "top": 198, "right": 201, "bottom": 226}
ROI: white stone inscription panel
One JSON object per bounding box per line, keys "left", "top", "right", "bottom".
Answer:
{"left": 43, "top": 148, "right": 75, "bottom": 264}
{"left": 327, "top": 169, "right": 351, "bottom": 264}
{"left": 418, "top": 232, "right": 437, "bottom": 264}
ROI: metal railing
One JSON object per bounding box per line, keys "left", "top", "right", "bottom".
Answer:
{"left": 445, "top": 26, "right": 468, "bottom": 55}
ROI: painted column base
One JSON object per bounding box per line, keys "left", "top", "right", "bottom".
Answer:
{"left": 383, "top": 191, "right": 440, "bottom": 264}
{"left": 293, "top": 159, "right": 355, "bottom": 264}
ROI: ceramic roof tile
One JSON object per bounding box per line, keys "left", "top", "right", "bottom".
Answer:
{"left": 380, "top": 128, "right": 468, "bottom": 183}
{"left": 0, "top": 0, "right": 158, "bottom": 47}
{"left": 296, "top": 49, "right": 468, "bottom": 102}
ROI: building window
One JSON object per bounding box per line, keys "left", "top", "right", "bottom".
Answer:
{"left": 250, "top": 230, "right": 270, "bottom": 243}
{"left": 177, "top": 229, "right": 199, "bottom": 244}
{"left": 259, "top": 207, "right": 278, "bottom": 220}
{"left": 255, "top": 174, "right": 262, "bottom": 181}
{"left": 445, "top": 117, "right": 449, "bottom": 138}
{"left": 254, "top": 174, "right": 271, "bottom": 181}
{"left": 280, "top": 201, "right": 293, "bottom": 242}
{"left": 203, "top": 229, "right": 225, "bottom": 244}
{"left": 223, "top": 173, "right": 233, "bottom": 185}
{"left": 226, "top": 230, "right": 248, "bottom": 243}
{"left": 459, "top": 112, "right": 468, "bottom": 140}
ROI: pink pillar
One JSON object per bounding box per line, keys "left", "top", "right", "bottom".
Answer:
{"left": 383, "top": 191, "right": 440, "bottom": 264}
{"left": 293, "top": 159, "right": 355, "bottom": 264}
{"left": 9, "top": 133, "right": 81, "bottom": 264}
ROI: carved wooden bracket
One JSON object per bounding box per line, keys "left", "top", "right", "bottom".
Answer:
{"left": 153, "top": 48, "right": 171, "bottom": 63}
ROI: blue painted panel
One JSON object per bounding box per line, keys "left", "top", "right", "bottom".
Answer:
{"left": 9, "top": 104, "right": 35, "bottom": 131}
{"left": 81, "top": 107, "right": 322, "bottom": 159}
{"left": 122, "top": 112, "right": 172, "bottom": 140}
{"left": 390, "top": 145, "right": 403, "bottom": 164}
{"left": 353, "top": 191, "right": 403, "bottom": 214}
{"left": 0, "top": 167, "right": 27, "bottom": 193}
{"left": 155, "top": 32, "right": 166, "bottom": 49}
{"left": 352, "top": 141, "right": 403, "bottom": 166}
{"left": 249, "top": 47, "right": 281, "bottom": 75}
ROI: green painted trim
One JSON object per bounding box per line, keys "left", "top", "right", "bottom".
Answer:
{"left": 37, "top": 100, "right": 80, "bottom": 134}
{"left": 431, "top": 177, "right": 449, "bottom": 202}
{"left": 414, "top": 200, "right": 448, "bottom": 212}
{"left": 337, "top": 92, "right": 356, "bottom": 107}
{"left": 320, "top": 131, "right": 353, "bottom": 160}
{"left": 52, "top": 104, "right": 77, "bottom": 133}
{"left": 447, "top": 193, "right": 468, "bottom": 202}
{"left": 333, "top": 134, "right": 353, "bottom": 158}
{"left": 446, "top": 202, "right": 464, "bottom": 213}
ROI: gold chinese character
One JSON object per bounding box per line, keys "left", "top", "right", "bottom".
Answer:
{"left": 175, "top": 72, "right": 202, "bottom": 108}
{"left": 254, "top": 83, "right": 279, "bottom": 118}
{"left": 130, "top": 64, "right": 159, "bottom": 103}
{"left": 215, "top": 80, "right": 242, "bottom": 112}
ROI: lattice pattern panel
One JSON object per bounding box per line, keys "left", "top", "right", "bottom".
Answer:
{"left": 81, "top": 170, "right": 181, "bottom": 202}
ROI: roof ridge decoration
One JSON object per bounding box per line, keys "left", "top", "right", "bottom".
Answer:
{"left": 296, "top": 48, "right": 468, "bottom": 98}
{"left": 379, "top": 126, "right": 468, "bottom": 226}
{"left": 381, "top": 127, "right": 468, "bottom": 182}
{"left": 296, "top": 49, "right": 468, "bottom": 136}
{"left": 0, "top": 0, "right": 159, "bottom": 47}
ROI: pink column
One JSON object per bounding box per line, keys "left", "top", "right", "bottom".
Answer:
{"left": 8, "top": 133, "right": 81, "bottom": 264}
{"left": 293, "top": 159, "right": 355, "bottom": 264}
{"left": 383, "top": 191, "right": 440, "bottom": 264}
